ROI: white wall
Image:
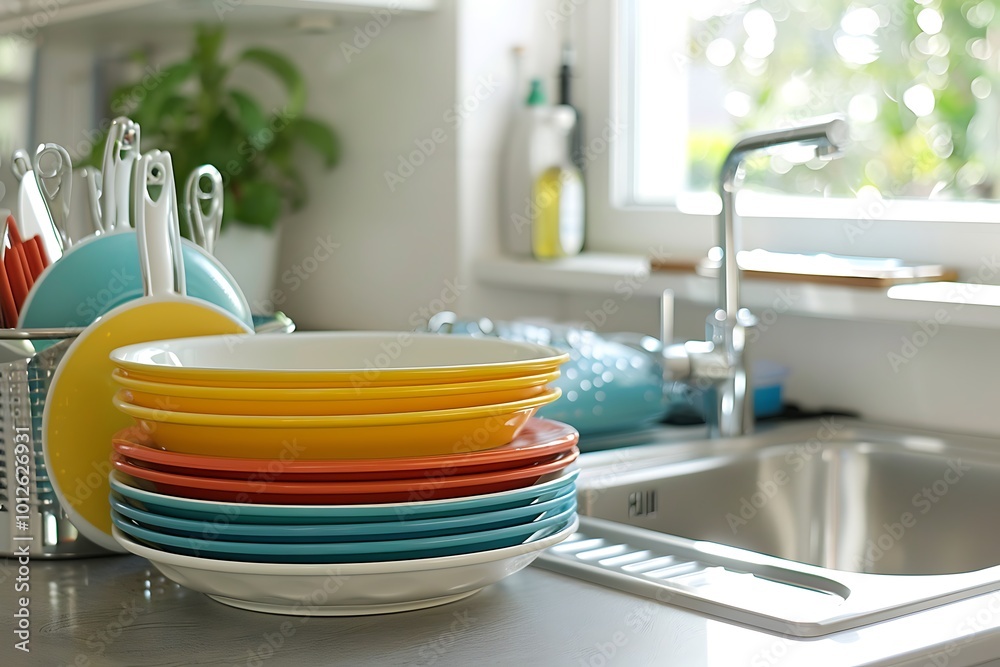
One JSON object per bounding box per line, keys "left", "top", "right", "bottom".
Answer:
{"left": 271, "top": 5, "right": 462, "bottom": 331}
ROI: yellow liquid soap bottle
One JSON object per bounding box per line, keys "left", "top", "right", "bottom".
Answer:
{"left": 530, "top": 86, "right": 584, "bottom": 260}
{"left": 532, "top": 164, "right": 584, "bottom": 260}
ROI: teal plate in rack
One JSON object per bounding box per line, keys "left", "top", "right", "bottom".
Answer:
{"left": 111, "top": 504, "right": 578, "bottom": 563}
{"left": 18, "top": 231, "right": 253, "bottom": 333}
{"left": 109, "top": 468, "right": 579, "bottom": 525}
{"left": 109, "top": 487, "right": 576, "bottom": 543}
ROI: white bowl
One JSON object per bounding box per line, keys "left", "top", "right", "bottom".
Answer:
{"left": 110, "top": 331, "right": 569, "bottom": 386}
{"left": 111, "top": 517, "right": 578, "bottom": 616}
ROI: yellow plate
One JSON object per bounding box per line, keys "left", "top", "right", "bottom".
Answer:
{"left": 118, "top": 385, "right": 552, "bottom": 416}
{"left": 111, "top": 388, "right": 561, "bottom": 459}
{"left": 43, "top": 300, "right": 252, "bottom": 552}
{"left": 113, "top": 369, "right": 560, "bottom": 416}
{"left": 110, "top": 331, "right": 569, "bottom": 387}
{"left": 110, "top": 368, "right": 561, "bottom": 400}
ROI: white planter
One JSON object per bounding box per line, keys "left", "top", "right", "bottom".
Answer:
{"left": 213, "top": 224, "right": 280, "bottom": 313}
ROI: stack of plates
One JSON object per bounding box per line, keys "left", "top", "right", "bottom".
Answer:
{"left": 103, "top": 332, "right": 579, "bottom": 615}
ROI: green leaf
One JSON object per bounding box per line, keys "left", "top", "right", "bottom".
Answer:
{"left": 93, "top": 27, "right": 338, "bottom": 235}
{"left": 288, "top": 116, "right": 340, "bottom": 168}
{"left": 195, "top": 25, "right": 226, "bottom": 70}
{"left": 113, "top": 61, "right": 198, "bottom": 130}
{"left": 237, "top": 48, "right": 306, "bottom": 119}
{"left": 235, "top": 180, "right": 283, "bottom": 229}
{"left": 227, "top": 89, "right": 268, "bottom": 137}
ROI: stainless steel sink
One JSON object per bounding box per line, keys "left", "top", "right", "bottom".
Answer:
{"left": 536, "top": 419, "right": 1000, "bottom": 636}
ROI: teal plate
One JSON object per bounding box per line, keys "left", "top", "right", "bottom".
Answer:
{"left": 19, "top": 231, "right": 253, "bottom": 332}
{"left": 109, "top": 487, "right": 576, "bottom": 543}
{"left": 109, "top": 468, "right": 578, "bottom": 525}
{"left": 111, "top": 505, "right": 578, "bottom": 563}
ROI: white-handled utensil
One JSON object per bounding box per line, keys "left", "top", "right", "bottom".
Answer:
{"left": 99, "top": 117, "right": 141, "bottom": 233}
{"left": 33, "top": 143, "right": 73, "bottom": 250}
{"left": 11, "top": 148, "right": 62, "bottom": 263}
{"left": 81, "top": 167, "right": 104, "bottom": 235}
{"left": 135, "top": 150, "right": 185, "bottom": 296}
{"left": 184, "top": 165, "right": 224, "bottom": 255}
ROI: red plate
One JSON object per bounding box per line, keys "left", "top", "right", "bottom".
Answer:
{"left": 111, "top": 448, "right": 580, "bottom": 504}
{"left": 111, "top": 418, "right": 578, "bottom": 482}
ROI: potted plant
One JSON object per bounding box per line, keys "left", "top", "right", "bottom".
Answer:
{"left": 92, "top": 25, "right": 339, "bottom": 308}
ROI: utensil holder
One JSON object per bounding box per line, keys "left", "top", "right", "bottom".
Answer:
{"left": 0, "top": 327, "right": 111, "bottom": 558}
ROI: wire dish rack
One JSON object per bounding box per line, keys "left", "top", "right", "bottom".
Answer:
{"left": 0, "top": 329, "right": 111, "bottom": 558}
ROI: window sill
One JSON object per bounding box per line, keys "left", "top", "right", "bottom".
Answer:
{"left": 475, "top": 253, "right": 1000, "bottom": 330}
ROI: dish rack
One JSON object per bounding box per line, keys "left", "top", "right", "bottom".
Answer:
{"left": 0, "top": 329, "right": 111, "bottom": 558}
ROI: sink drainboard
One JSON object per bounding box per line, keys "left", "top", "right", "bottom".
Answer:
{"left": 536, "top": 516, "right": 1000, "bottom": 637}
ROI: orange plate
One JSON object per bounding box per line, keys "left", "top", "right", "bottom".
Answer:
{"left": 112, "top": 419, "right": 579, "bottom": 481}
{"left": 111, "top": 448, "right": 580, "bottom": 504}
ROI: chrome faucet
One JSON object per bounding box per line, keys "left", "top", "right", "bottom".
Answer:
{"left": 663, "top": 117, "right": 850, "bottom": 438}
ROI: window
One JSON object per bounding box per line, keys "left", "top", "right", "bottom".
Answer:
{"left": 618, "top": 0, "right": 1000, "bottom": 208}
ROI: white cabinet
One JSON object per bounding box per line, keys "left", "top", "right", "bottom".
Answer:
{"left": 0, "top": 0, "right": 436, "bottom": 35}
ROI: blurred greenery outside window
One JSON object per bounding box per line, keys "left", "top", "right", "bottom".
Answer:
{"left": 624, "top": 0, "right": 1000, "bottom": 208}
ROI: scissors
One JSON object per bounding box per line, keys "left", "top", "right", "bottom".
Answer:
{"left": 184, "top": 165, "right": 224, "bottom": 256}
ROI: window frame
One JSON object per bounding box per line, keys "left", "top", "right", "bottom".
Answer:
{"left": 577, "top": 0, "right": 1000, "bottom": 274}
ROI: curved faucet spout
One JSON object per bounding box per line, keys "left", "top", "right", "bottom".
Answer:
{"left": 664, "top": 116, "right": 850, "bottom": 439}
{"left": 718, "top": 116, "right": 850, "bottom": 319}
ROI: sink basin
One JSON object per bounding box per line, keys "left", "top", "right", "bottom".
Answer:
{"left": 536, "top": 419, "right": 1000, "bottom": 636}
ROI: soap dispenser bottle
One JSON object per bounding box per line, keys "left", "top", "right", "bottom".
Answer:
{"left": 500, "top": 79, "right": 550, "bottom": 257}
{"left": 531, "top": 107, "right": 585, "bottom": 260}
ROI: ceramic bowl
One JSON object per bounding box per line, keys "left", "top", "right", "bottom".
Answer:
{"left": 111, "top": 448, "right": 580, "bottom": 503}
{"left": 111, "top": 518, "right": 579, "bottom": 615}
{"left": 18, "top": 230, "right": 253, "bottom": 330}
{"left": 111, "top": 418, "right": 579, "bottom": 481}
{"left": 109, "top": 468, "right": 579, "bottom": 524}
{"left": 111, "top": 388, "right": 561, "bottom": 458}
{"left": 109, "top": 332, "right": 569, "bottom": 387}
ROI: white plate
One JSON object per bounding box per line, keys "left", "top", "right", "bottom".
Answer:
{"left": 111, "top": 517, "right": 578, "bottom": 616}
{"left": 110, "top": 331, "right": 568, "bottom": 381}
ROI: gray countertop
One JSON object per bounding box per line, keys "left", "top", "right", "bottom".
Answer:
{"left": 6, "top": 553, "right": 1000, "bottom": 667}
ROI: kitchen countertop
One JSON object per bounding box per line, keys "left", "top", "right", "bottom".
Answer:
{"left": 5, "top": 553, "right": 1000, "bottom": 666}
